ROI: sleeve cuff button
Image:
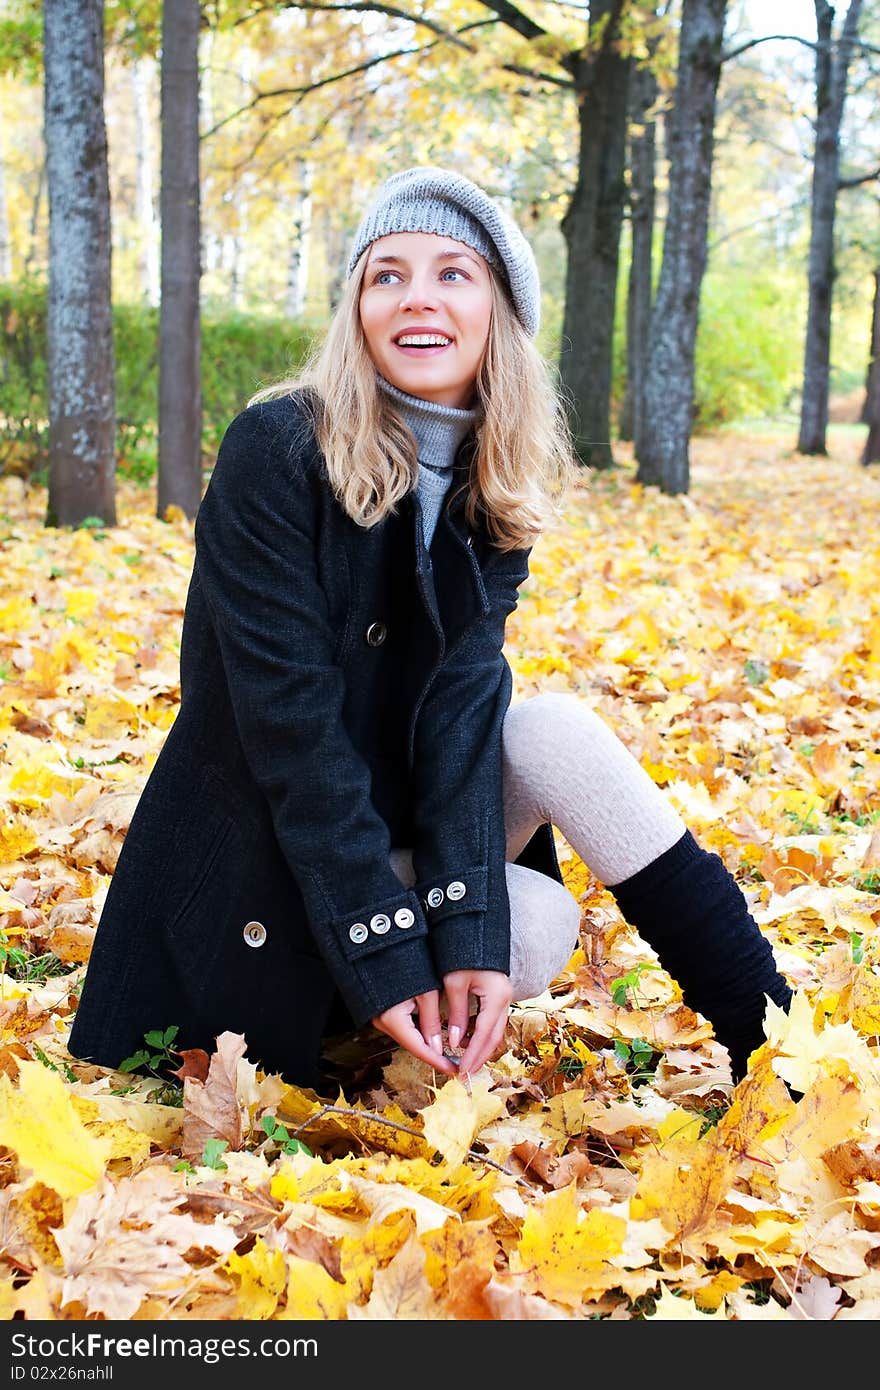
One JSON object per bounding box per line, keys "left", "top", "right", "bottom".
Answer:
{"left": 349, "top": 922, "right": 369, "bottom": 943}
{"left": 427, "top": 888, "right": 445, "bottom": 908}
{"left": 394, "top": 908, "right": 415, "bottom": 929}
{"left": 446, "top": 881, "right": 467, "bottom": 901}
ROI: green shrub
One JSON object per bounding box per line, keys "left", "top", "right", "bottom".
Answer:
{"left": 0, "top": 280, "right": 318, "bottom": 480}
{"left": 611, "top": 259, "right": 804, "bottom": 434}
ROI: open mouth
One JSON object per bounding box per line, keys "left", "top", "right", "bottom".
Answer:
{"left": 394, "top": 333, "right": 453, "bottom": 353}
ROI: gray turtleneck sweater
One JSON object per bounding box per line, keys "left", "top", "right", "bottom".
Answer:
{"left": 379, "top": 377, "right": 478, "bottom": 549}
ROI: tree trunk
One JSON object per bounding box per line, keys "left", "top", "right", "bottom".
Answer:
{"left": 635, "top": 0, "right": 727, "bottom": 495}
{"left": 24, "top": 161, "right": 45, "bottom": 278}
{"left": 558, "top": 0, "right": 631, "bottom": 469}
{"left": 0, "top": 124, "right": 11, "bottom": 282}
{"left": 797, "top": 0, "right": 862, "bottom": 456}
{"left": 619, "top": 54, "right": 658, "bottom": 444}
{"left": 132, "top": 59, "right": 160, "bottom": 307}
{"left": 43, "top": 0, "right": 116, "bottom": 528}
{"left": 158, "top": 0, "right": 202, "bottom": 521}
{"left": 286, "top": 161, "right": 312, "bottom": 320}
{"left": 861, "top": 267, "right": 880, "bottom": 464}
{"left": 862, "top": 264, "right": 878, "bottom": 426}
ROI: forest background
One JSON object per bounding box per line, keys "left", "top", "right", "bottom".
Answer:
{"left": 1, "top": 0, "right": 880, "bottom": 1325}
{"left": 3, "top": 0, "right": 880, "bottom": 495}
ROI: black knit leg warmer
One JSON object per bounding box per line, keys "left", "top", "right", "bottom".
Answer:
{"left": 609, "top": 830, "right": 793, "bottom": 1082}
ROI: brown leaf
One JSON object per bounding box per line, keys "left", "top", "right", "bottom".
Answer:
{"left": 9, "top": 711, "right": 53, "bottom": 739}
{"left": 53, "top": 1167, "right": 238, "bottom": 1319}
{"left": 511, "top": 1141, "right": 593, "bottom": 1189}
{"left": 182, "top": 1031, "right": 246, "bottom": 1160}
{"left": 45, "top": 902, "right": 96, "bottom": 964}
{"left": 285, "top": 1225, "right": 344, "bottom": 1281}
{"left": 173, "top": 1049, "right": 211, "bottom": 1084}
{"left": 823, "top": 1136, "right": 880, "bottom": 1188}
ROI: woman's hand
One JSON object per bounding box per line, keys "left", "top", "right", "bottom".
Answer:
{"left": 442, "top": 970, "right": 514, "bottom": 1078}
{"left": 372, "top": 991, "right": 459, "bottom": 1075}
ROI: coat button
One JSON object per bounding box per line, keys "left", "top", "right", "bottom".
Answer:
{"left": 370, "top": 913, "right": 391, "bottom": 934}
{"left": 427, "top": 888, "right": 444, "bottom": 908}
{"left": 365, "top": 621, "right": 387, "bottom": 646}
{"left": 349, "top": 922, "right": 369, "bottom": 944}
{"left": 243, "top": 920, "right": 267, "bottom": 948}
{"left": 394, "top": 908, "right": 415, "bottom": 929}
{"left": 447, "top": 881, "right": 466, "bottom": 901}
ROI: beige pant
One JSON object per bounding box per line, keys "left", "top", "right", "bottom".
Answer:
{"left": 391, "top": 692, "right": 687, "bottom": 1000}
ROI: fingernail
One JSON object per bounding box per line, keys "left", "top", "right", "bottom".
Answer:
{"left": 431, "top": 1034, "right": 442, "bottom": 1054}
{"left": 449, "top": 1025, "right": 460, "bottom": 1048}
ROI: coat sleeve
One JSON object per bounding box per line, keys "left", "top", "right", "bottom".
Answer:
{"left": 193, "top": 402, "right": 440, "bottom": 1027}
{"left": 408, "top": 544, "right": 531, "bottom": 981}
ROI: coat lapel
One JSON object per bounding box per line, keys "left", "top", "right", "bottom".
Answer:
{"left": 414, "top": 446, "right": 491, "bottom": 652}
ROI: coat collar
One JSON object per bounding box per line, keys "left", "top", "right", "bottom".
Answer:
{"left": 410, "top": 438, "right": 491, "bottom": 651}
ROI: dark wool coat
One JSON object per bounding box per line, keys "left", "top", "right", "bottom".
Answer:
{"left": 67, "top": 392, "right": 562, "bottom": 1086}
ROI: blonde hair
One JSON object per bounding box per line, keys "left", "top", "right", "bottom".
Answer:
{"left": 250, "top": 251, "right": 576, "bottom": 552}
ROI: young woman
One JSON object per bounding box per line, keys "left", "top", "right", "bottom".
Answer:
{"left": 68, "top": 167, "right": 792, "bottom": 1087}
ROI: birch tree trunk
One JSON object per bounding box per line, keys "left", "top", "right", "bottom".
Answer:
{"left": 798, "top": 0, "right": 863, "bottom": 455}
{"left": 635, "top": 0, "right": 727, "bottom": 494}
{"left": 158, "top": 0, "right": 202, "bottom": 520}
{"left": 286, "top": 161, "right": 312, "bottom": 320}
{"left": 619, "top": 54, "right": 658, "bottom": 444}
{"left": 559, "top": 0, "right": 631, "bottom": 469}
{"left": 132, "top": 58, "right": 160, "bottom": 306}
{"left": 0, "top": 115, "right": 12, "bottom": 281}
{"left": 43, "top": 0, "right": 116, "bottom": 527}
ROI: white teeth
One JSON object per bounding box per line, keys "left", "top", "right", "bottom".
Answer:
{"left": 396, "top": 334, "right": 451, "bottom": 347}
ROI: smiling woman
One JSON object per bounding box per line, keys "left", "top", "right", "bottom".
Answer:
{"left": 68, "top": 165, "right": 792, "bottom": 1093}
{"left": 358, "top": 236, "right": 494, "bottom": 408}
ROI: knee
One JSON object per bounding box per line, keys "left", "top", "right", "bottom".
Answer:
{"left": 504, "top": 692, "right": 616, "bottom": 768}
{"left": 507, "top": 866, "right": 582, "bottom": 1001}
{"left": 503, "top": 692, "right": 582, "bottom": 756}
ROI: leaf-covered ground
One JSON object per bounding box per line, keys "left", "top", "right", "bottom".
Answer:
{"left": 1, "top": 432, "right": 879, "bottom": 1321}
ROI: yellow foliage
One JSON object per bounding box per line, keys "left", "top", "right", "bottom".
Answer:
{"left": 0, "top": 1061, "right": 112, "bottom": 1197}
{"left": 227, "top": 1237, "right": 287, "bottom": 1319}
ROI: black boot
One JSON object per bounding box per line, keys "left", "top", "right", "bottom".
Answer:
{"left": 609, "top": 830, "right": 793, "bottom": 1082}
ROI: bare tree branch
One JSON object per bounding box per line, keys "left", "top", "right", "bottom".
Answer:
{"left": 838, "top": 163, "right": 880, "bottom": 188}
{"left": 721, "top": 33, "right": 819, "bottom": 63}
{"left": 500, "top": 60, "right": 573, "bottom": 89}
{"left": 475, "top": 0, "right": 548, "bottom": 44}
{"left": 232, "top": 0, "right": 474, "bottom": 49}
{"left": 201, "top": 40, "right": 432, "bottom": 139}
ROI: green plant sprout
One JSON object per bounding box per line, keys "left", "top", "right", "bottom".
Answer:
{"left": 261, "top": 1114, "right": 313, "bottom": 1158}
{"left": 609, "top": 962, "right": 660, "bottom": 1008}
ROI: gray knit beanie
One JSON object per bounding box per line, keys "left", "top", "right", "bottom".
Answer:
{"left": 348, "top": 166, "right": 541, "bottom": 338}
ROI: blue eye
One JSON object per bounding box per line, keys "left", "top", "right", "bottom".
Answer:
{"left": 374, "top": 270, "right": 400, "bottom": 285}
{"left": 441, "top": 267, "right": 467, "bottom": 281}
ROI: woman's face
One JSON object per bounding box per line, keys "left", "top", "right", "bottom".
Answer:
{"left": 359, "top": 231, "right": 493, "bottom": 408}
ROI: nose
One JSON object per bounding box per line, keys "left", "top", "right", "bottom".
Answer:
{"left": 398, "top": 273, "right": 439, "bottom": 312}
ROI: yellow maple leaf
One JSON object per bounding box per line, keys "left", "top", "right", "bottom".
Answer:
{"left": 631, "top": 1125, "right": 737, "bottom": 1240}
{"left": 278, "top": 1254, "right": 347, "bottom": 1320}
{"left": 650, "top": 1286, "right": 724, "bottom": 1320}
{"left": 226, "top": 1236, "right": 286, "bottom": 1319}
{"left": 338, "top": 1210, "right": 416, "bottom": 1305}
{"left": 0, "top": 1061, "right": 112, "bottom": 1198}
{"left": 350, "top": 1234, "right": 438, "bottom": 1319}
{"left": 420, "top": 1215, "right": 499, "bottom": 1296}
{"left": 418, "top": 1075, "right": 505, "bottom": 1169}
{"left": 72, "top": 1110, "right": 150, "bottom": 1171}
{"left": 509, "top": 1184, "right": 627, "bottom": 1307}
{"left": 0, "top": 819, "right": 38, "bottom": 862}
